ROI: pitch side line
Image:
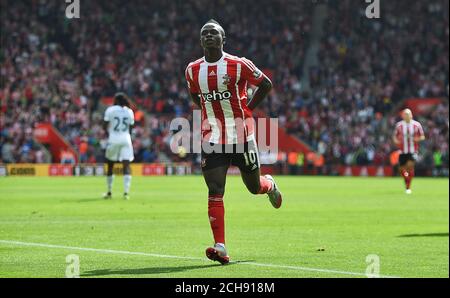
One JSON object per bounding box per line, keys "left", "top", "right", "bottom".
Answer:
{"left": 0, "top": 240, "right": 398, "bottom": 278}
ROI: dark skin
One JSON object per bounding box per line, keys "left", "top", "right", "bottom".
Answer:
{"left": 188, "top": 23, "right": 273, "bottom": 196}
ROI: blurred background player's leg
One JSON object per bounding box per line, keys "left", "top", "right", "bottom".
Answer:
{"left": 104, "top": 142, "right": 120, "bottom": 199}
{"left": 399, "top": 154, "right": 415, "bottom": 194}
{"left": 123, "top": 160, "right": 132, "bottom": 200}
{"left": 399, "top": 165, "right": 410, "bottom": 193}
{"left": 104, "top": 159, "right": 114, "bottom": 199}
{"left": 404, "top": 160, "right": 415, "bottom": 194}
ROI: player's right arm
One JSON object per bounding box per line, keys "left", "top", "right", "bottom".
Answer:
{"left": 185, "top": 64, "right": 201, "bottom": 108}
{"left": 103, "top": 107, "right": 111, "bottom": 138}
{"left": 188, "top": 93, "right": 201, "bottom": 108}
{"left": 392, "top": 124, "right": 400, "bottom": 145}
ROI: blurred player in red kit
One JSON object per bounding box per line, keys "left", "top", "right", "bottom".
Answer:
{"left": 393, "top": 109, "right": 425, "bottom": 194}
{"left": 184, "top": 20, "right": 282, "bottom": 264}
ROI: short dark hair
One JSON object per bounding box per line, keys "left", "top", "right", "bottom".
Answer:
{"left": 203, "top": 19, "right": 225, "bottom": 37}
{"left": 206, "top": 19, "right": 221, "bottom": 26}
{"left": 114, "top": 92, "right": 131, "bottom": 107}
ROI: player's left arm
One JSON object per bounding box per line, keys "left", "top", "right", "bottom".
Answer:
{"left": 129, "top": 109, "right": 135, "bottom": 136}
{"left": 414, "top": 123, "right": 425, "bottom": 142}
{"left": 103, "top": 108, "right": 111, "bottom": 138}
{"left": 240, "top": 58, "right": 273, "bottom": 110}
{"left": 103, "top": 121, "right": 110, "bottom": 138}
{"left": 129, "top": 123, "right": 134, "bottom": 135}
{"left": 247, "top": 76, "right": 272, "bottom": 110}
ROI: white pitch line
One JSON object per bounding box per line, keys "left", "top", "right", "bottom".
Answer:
{"left": 0, "top": 240, "right": 398, "bottom": 278}
{"left": 0, "top": 240, "right": 202, "bottom": 261}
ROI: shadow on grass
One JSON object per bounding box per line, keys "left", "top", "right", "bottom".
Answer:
{"left": 397, "top": 233, "right": 448, "bottom": 238}
{"left": 81, "top": 262, "right": 237, "bottom": 276}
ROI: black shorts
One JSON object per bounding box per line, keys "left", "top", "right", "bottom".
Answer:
{"left": 201, "top": 139, "right": 260, "bottom": 173}
{"left": 399, "top": 153, "right": 416, "bottom": 166}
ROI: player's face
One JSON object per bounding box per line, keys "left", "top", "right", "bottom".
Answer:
{"left": 402, "top": 111, "right": 413, "bottom": 122}
{"left": 200, "top": 24, "right": 224, "bottom": 50}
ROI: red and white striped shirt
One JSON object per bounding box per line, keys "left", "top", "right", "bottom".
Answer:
{"left": 394, "top": 120, "right": 425, "bottom": 154}
{"left": 185, "top": 52, "right": 266, "bottom": 144}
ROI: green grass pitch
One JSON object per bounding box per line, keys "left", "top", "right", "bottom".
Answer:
{"left": 0, "top": 176, "right": 448, "bottom": 278}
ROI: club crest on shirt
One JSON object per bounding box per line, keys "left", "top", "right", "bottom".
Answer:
{"left": 222, "top": 74, "right": 231, "bottom": 85}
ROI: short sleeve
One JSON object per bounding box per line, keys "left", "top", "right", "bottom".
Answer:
{"left": 417, "top": 122, "right": 425, "bottom": 137}
{"left": 240, "top": 57, "right": 266, "bottom": 86}
{"left": 104, "top": 107, "right": 111, "bottom": 122}
{"left": 394, "top": 123, "right": 402, "bottom": 137}
{"left": 185, "top": 65, "right": 199, "bottom": 93}
{"left": 129, "top": 109, "right": 135, "bottom": 125}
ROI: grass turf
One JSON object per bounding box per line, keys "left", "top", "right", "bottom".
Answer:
{"left": 0, "top": 176, "right": 448, "bottom": 278}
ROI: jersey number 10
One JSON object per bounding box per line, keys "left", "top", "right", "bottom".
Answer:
{"left": 243, "top": 150, "right": 257, "bottom": 166}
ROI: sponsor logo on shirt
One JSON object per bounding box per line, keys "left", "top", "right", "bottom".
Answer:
{"left": 202, "top": 90, "right": 232, "bottom": 102}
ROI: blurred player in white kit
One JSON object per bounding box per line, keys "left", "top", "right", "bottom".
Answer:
{"left": 103, "top": 92, "right": 135, "bottom": 200}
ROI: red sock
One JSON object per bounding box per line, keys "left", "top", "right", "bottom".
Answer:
{"left": 258, "top": 176, "right": 274, "bottom": 194}
{"left": 407, "top": 169, "right": 414, "bottom": 189}
{"left": 208, "top": 195, "right": 225, "bottom": 244}
{"left": 401, "top": 169, "right": 411, "bottom": 189}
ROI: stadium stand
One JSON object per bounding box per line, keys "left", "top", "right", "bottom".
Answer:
{"left": 0, "top": 0, "right": 448, "bottom": 176}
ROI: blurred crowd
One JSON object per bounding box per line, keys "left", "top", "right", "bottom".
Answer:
{"left": 1, "top": 0, "right": 312, "bottom": 165}
{"left": 262, "top": 0, "right": 449, "bottom": 172}
{"left": 0, "top": 0, "right": 448, "bottom": 175}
